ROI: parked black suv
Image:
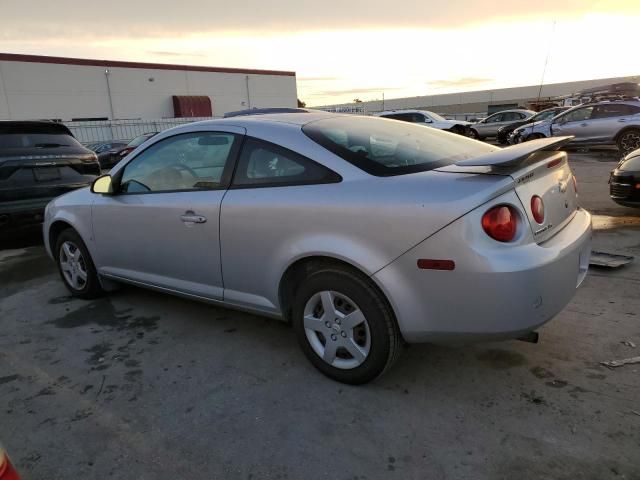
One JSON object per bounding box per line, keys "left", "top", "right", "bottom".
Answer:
{"left": 610, "top": 147, "right": 640, "bottom": 208}
{"left": 0, "top": 121, "right": 100, "bottom": 230}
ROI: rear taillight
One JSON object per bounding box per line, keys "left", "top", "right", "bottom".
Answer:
{"left": 531, "top": 195, "right": 545, "bottom": 224}
{"left": 0, "top": 449, "right": 21, "bottom": 480}
{"left": 481, "top": 205, "right": 518, "bottom": 242}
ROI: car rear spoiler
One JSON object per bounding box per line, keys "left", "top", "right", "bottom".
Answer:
{"left": 455, "top": 136, "right": 574, "bottom": 167}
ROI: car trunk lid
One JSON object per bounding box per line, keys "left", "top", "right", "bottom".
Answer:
{"left": 436, "top": 136, "right": 579, "bottom": 243}
{"left": 0, "top": 147, "right": 100, "bottom": 202}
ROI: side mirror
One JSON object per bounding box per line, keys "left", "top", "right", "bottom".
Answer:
{"left": 91, "top": 174, "right": 114, "bottom": 195}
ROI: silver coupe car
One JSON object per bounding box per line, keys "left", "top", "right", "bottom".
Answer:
{"left": 43, "top": 112, "right": 592, "bottom": 384}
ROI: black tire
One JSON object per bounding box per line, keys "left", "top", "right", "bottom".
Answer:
{"left": 617, "top": 128, "right": 640, "bottom": 155}
{"left": 525, "top": 133, "right": 544, "bottom": 142}
{"left": 449, "top": 125, "right": 463, "bottom": 136}
{"left": 468, "top": 128, "right": 481, "bottom": 140}
{"left": 55, "top": 229, "right": 103, "bottom": 299}
{"left": 292, "top": 267, "right": 402, "bottom": 384}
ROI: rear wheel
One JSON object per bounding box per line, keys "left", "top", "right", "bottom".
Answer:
{"left": 617, "top": 129, "right": 640, "bottom": 155}
{"left": 55, "top": 229, "right": 103, "bottom": 299}
{"left": 292, "top": 268, "right": 402, "bottom": 384}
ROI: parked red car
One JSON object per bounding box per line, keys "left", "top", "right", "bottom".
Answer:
{"left": 0, "top": 444, "right": 21, "bottom": 480}
{"left": 102, "top": 132, "right": 158, "bottom": 170}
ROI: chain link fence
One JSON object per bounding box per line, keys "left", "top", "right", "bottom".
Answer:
{"left": 65, "top": 117, "right": 219, "bottom": 144}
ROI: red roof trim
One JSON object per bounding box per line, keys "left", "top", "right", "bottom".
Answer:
{"left": 0, "top": 52, "right": 296, "bottom": 77}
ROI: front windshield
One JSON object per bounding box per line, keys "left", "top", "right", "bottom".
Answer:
{"left": 425, "top": 111, "right": 446, "bottom": 122}
{"left": 303, "top": 116, "right": 498, "bottom": 176}
{"left": 532, "top": 110, "right": 556, "bottom": 122}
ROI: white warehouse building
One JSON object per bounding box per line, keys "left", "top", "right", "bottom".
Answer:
{"left": 0, "top": 53, "right": 297, "bottom": 121}
{"left": 315, "top": 75, "right": 640, "bottom": 117}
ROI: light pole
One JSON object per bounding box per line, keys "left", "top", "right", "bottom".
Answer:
{"left": 105, "top": 68, "right": 115, "bottom": 120}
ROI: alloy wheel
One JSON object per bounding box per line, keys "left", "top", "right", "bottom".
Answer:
{"left": 303, "top": 290, "right": 371, "bottom": 369}
{"left": 59, "top": 241, "right": 88, "bottom": 290}
{"left": 620, "top": 131, "right": 640, "bottom": 154}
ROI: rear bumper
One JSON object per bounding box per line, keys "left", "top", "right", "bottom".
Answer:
{"left": 374, "top": 201, "right": 592, "bottom": 344}
{"left": 0, "top": 197, "right": 53, "bottom": 228}
{"left": 610, "top": 180, "right": 640, "bottom": 206}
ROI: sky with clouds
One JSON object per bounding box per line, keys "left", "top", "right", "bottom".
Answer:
{"left": 1, "top": 0, "right": 639, "bottom": 105}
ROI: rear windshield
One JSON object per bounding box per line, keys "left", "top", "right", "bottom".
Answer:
{"left": 302, "top": 116, "right": 497, "bottom": 176}
{"left": 0, "top": 133, "right": 82, "bottom": 149}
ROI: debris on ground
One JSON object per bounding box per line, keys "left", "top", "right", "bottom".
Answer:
{"left": 600, "top": 356, "right": 640, "bottom": 368}
{"left": 589, "top": 251, "right": 634, "bottom": 268}
{"left": 621, "top": 340, "right": 637, "bottom": 348}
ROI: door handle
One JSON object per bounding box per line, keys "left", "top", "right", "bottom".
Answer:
{"left": 180, "top": 211, "right": 207, "bottom": 224}
{"left": 580, "top": 123, "right": 588, "bottom": 127}
{"left": 618, "top": 119, "right": 627, "bottom": 122}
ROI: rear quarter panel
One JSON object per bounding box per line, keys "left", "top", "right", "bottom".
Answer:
{"left": 219, "top": 170, "right": 514, "bottom": 312}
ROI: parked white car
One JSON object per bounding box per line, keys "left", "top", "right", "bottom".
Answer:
{"left": 375, "top": 110, "right": 472, "bottom": 135}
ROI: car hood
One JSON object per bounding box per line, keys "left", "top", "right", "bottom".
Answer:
{"left": 443, "top": 119, "right": 472, "bottom": 126}
{"left": 47, "top": 184, "right": 93, "bottom": 209}
{"left": 514, "top": 119, "right": 550, "bottom": 132}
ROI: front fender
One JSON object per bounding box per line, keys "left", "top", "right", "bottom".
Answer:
{"left": 43, "top": 188, "right": 96, "bottom": 261}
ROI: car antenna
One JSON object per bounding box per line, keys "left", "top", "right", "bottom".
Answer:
{"left": 536, "top": 20, "right": 556, "bottom": 110}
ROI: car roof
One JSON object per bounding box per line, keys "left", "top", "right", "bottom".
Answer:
{"left": 490, "top": 109, "right": 534, "bottom": 114}
{"left": 190, "top": 111, "right": 340, "bottom": 128}
{"left": 376, "top": 109, "right": 437, "bottom": 115}
{"left": 0, "top": 120, "right": 73, "bottom": 136}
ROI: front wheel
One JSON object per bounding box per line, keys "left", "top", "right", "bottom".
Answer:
{"left": 55, "top": 229, "right": 103, "bottom": 299}
{"left": 468, "top": 128, "right": 481, "bottom": 140}
{"left": 292, "top": 268, "right": 402, "bottom": 384}
{"left": 525, "top": 133, "right": 545, "bottom": 142}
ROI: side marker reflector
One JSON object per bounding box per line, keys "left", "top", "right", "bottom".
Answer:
{"left": 417, "top": 259, "right": 455, "bottom": 271}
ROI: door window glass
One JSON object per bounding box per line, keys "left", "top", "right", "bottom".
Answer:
{"left": 501, "top": 112, "right": 520, "bottom": 121}
{"left": 561, "top": 107, "right": 594, "bottom": 123}
{"left": 119, "top": 132, "right": 238, "bottom": 193}
{"left": 485, "top": 113, "right": 503, "bottom": 123}
{"left": 232, "top": 137, "right": 340, "bottom": 187}
{"left": 593, "top": 104, "right": 640, "bottom": 118}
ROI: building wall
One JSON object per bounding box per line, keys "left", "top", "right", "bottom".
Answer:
{"left": 314, "top": 75, "right": 640, "bottom": 115}
{"left": 0, "top": 55, "right": 297, "bottom": 121}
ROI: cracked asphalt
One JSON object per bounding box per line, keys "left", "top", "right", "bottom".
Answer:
{"left": 1, "top": 150, "right": 639, "bottom": 480}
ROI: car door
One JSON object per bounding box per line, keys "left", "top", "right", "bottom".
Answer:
{"left": 91, "top": 128, "right": 244, "bottom": 299}
{"left": 219, "top": 136, "right": 342, "bottom": 313}
{"left": 476, "top": 113, "right": 503, "bottom": 136}
{"left": 551, "top": 106, "right": 595, "bottom": 143}
{"left": 589, "top": 104, "right": 640, "bottom": 143}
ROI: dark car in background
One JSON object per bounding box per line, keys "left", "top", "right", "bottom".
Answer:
{"left": 102, "top": 132, "right": 158, "bottom": 170}
{"left": 0, "top": 121, "right": 100, "bottom": 230}
{"left": 498, "top": 106, "right": 570, "bottom": 144}
{"left": 90, "top": 141, "right": 127, "bottom": 169}
{"left": 610, "top": 147, "right": 640, "bottom": 207}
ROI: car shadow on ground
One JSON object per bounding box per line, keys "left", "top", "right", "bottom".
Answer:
{"left": 0, "top": 225, "right": 44, "bottom": 250}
